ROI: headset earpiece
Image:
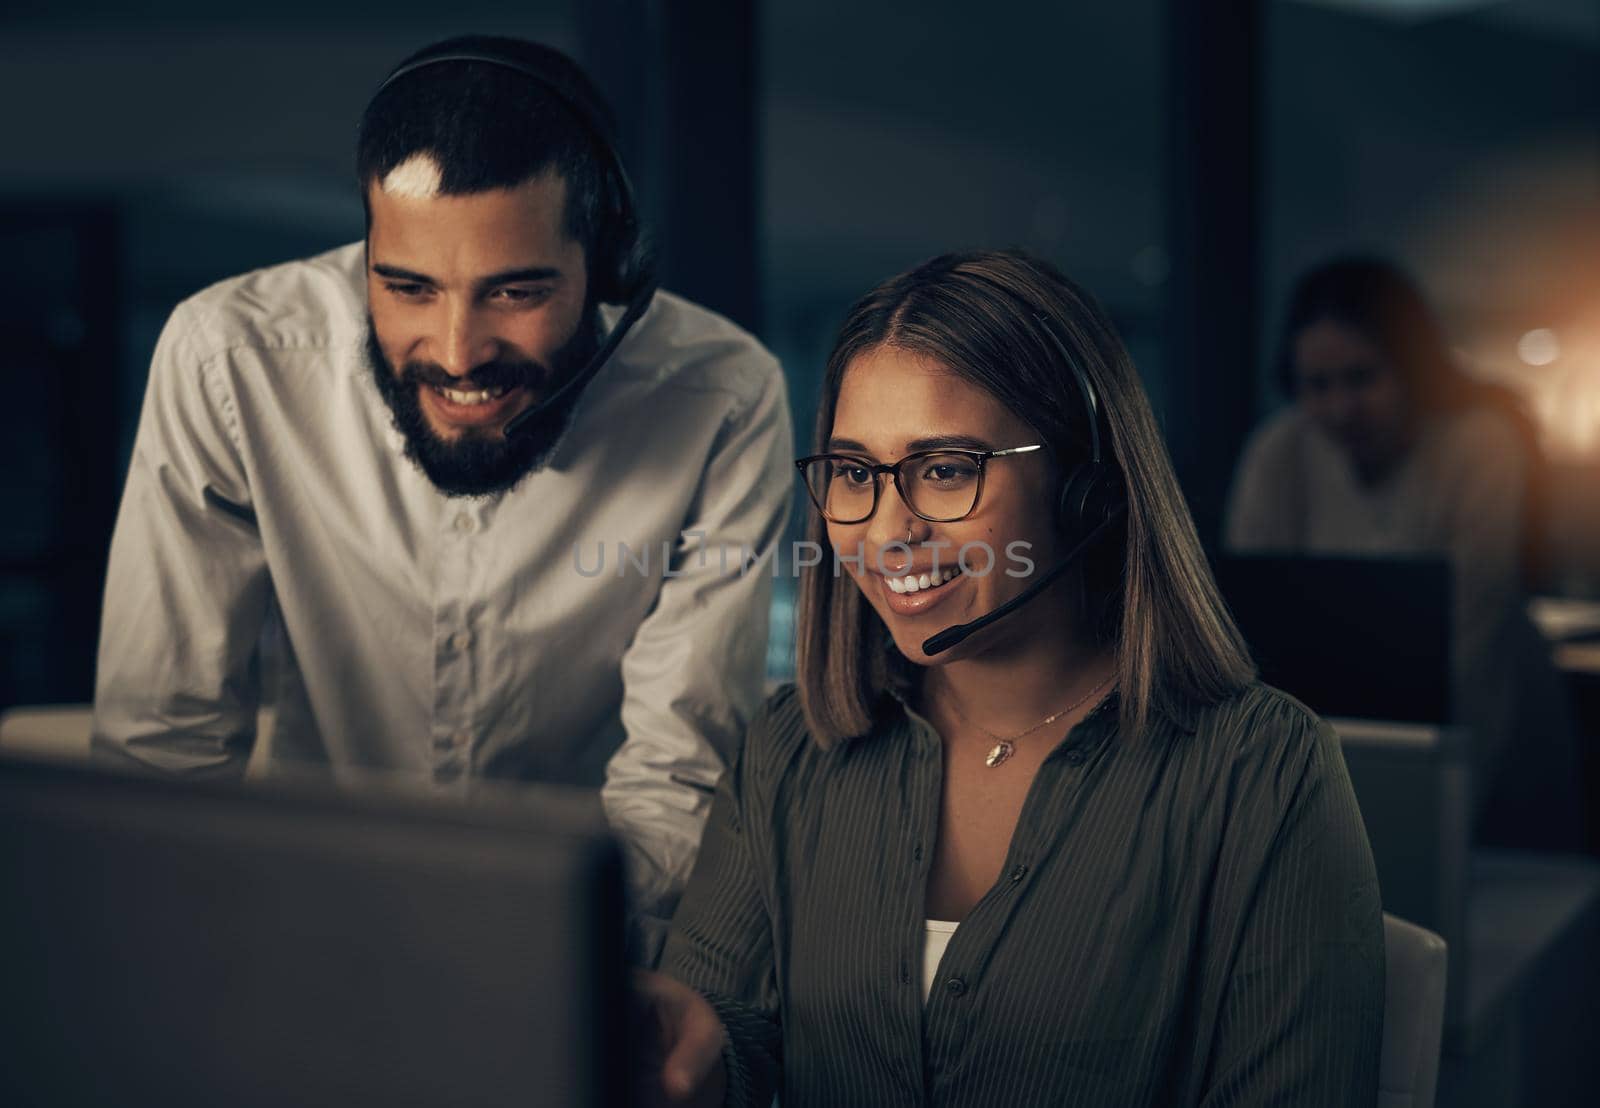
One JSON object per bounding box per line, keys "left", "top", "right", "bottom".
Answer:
{"left": 595, "top": 202, "right": 653, "bottom": 305}
{"left": 1031, "top": 311, "right": 1126, "bottom": 539}
{"left": 1057, "top": 460, "right": 1123, "bottom": 537}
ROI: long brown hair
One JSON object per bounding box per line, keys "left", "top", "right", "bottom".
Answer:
{"left": 796, "top": 250, "right": 1255, "bottom": 745}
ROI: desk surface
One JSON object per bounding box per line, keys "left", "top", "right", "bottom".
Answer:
{"left": 1529, "top": 597, "right": 1600, "bottom": 677}
{"left": 1530, "top": 596, "right": 1600, "bottom": 642}
{"left": 1555, "top": 642, "right": 1600, "bottom": 677}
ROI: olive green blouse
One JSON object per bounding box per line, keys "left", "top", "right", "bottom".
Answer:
{"left": 662, "top": 681, "right": 1384, "bottom": 1107}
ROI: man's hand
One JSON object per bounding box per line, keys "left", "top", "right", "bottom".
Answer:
{"left": 632, "top": 968, "right": 729, "bottom": 1107}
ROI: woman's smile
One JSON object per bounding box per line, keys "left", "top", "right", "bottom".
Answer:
{"left": 873, "top": 564, "right": 971, "bottom": 616}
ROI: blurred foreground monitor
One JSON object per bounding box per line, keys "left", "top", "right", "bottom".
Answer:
{"left": 0, "top": 756, "right": 628, "bottom": 1108}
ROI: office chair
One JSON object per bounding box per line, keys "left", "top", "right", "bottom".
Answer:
{"left": 1380, "top": 912, "right": 1449, "bottom": 1108}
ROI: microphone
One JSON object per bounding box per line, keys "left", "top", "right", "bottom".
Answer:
{"left": 920, "top": 508, "right": 1125, "bottom": 657}
{"left": 502, "top": 276, "right": 658, "bottom": 440}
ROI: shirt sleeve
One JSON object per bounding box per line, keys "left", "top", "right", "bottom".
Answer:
{"left": 603, "top": 355, "right": 793, "bottom": 961}
{"left": 659, "top": 695, "right": 786, "bottom": 1108}
{"left": 90, "top": 300, "right": 270, "bottom": 777}
{"left": 1224, "top": 411, "right": 1302, "bottom": 552}
{"left": 1199, "top": 711, "right": 1386, "bottom": 1108}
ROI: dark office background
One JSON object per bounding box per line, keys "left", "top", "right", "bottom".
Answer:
{"left": 2, "top": 0, "right": 1598, "bottom": 704}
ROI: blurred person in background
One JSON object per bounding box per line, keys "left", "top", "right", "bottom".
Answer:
{"left": 1225, "top": 256, "right": 1581, "bottom": 849}
{"left": 90, "top": 35, "right": 792, "bottom": 959}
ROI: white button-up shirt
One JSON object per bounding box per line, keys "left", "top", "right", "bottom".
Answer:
{"left": 91, "top": 242, "right": 793, "bottom": 946}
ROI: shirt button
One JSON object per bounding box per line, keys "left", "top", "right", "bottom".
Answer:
{"left": 1064, "top": 748, "right": 1086, "bottom": 766}
{"left": 453, "top": 512, "right": 474, "bottom": 534}
{"left": 946, "top": 977, "right": 967, "bottom": 997}
{"left": 1009, "top": 864, "right": 1028, "bottom": 883}
{"left": 449, "top": 630, "right": 473, "bottom": 652}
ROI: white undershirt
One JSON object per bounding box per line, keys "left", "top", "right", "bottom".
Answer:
{"left": 923, "top": 919, "right": 960, "bottom": 1002}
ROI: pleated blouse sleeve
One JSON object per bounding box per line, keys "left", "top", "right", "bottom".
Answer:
{"left": 1196, "top": 693, "right": 1386, "bottom": 1107}
{"left": 661, "top": 686, "right": 806, "bottom": 1107}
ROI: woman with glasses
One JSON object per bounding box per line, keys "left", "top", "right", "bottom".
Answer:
{"left": 636, "top": 250, "right": 1384, "bottom": 1108}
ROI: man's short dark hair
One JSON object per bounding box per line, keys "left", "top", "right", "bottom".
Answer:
{"left": 356, "top": 35, "right": 616, "bottom": 266}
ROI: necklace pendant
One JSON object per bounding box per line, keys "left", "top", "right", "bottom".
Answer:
{"left": 984, "top": 740, "right": 1015, "bottom": 768}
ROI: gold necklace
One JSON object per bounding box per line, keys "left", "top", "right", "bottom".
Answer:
{"left": 945, "top": 672, "right": 1117, "bottom": 768}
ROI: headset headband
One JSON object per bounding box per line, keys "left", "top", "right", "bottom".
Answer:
{"left": 1034, "top": 312, "right": 1104, "bottom": 465}
{"left": 370, "top": 48, "right": 644, "bottom": 290}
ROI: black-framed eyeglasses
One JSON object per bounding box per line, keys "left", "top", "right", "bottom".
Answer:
{"left": 794, "top": 445, "right": 1043, "bottom": 524}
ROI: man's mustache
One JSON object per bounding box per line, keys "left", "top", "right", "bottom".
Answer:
{"left": 398, "top": 358, "right": 549, "bottom": 393}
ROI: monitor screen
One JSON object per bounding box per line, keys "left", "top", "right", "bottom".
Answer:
{"left": 0, "top": 757, "right": 629, "bottom": 1108}
{"left": 1213, "top": 553, "right": 1452, "bottom": 724}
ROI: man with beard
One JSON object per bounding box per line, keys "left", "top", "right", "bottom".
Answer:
{"left": 90, "top": 36, "right": 792, "bottom": 958}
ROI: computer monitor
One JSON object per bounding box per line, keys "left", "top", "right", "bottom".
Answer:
{"left": 1213, "top": 553, "right": 1453, "bottom": 724}
{"left": 0, "top": 756, "right": 629, "bottom": 1108}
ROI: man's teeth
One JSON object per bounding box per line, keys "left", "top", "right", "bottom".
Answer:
{"left": 435, "top": 385, "right": 511, "bottom": 406}
{"left": 886, "top": 566, "right": 962, "bottom": 595}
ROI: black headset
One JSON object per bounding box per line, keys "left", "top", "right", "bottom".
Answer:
{"left": 373, "top": 45, "right": 652, "bottom": 304}
{"left": 919, "top": 305, "right": 1126, "bottom": 657}
{"left": 369, "top": 44, "right": 659, "bottom": 441}
{"left": 1030, "top": 310, "right": 1126, "bottom": 539}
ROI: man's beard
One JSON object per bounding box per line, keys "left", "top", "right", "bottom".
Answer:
{"left": 365, "top": 310, "right": 601, "bottom": 498}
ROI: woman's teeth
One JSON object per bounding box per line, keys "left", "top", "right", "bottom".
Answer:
{"left": 434, "top": 385, "right": 511, "bottom": 406}
{"left": 886, "top": 566, "right": 962, "bottom": 595}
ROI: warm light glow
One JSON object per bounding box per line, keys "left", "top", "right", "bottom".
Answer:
{"left": 1517, "top": 328, "right": 1561, "bottom": 367}
{"left": 1408, "top": 140, "right": 1600, "bottom": 463}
